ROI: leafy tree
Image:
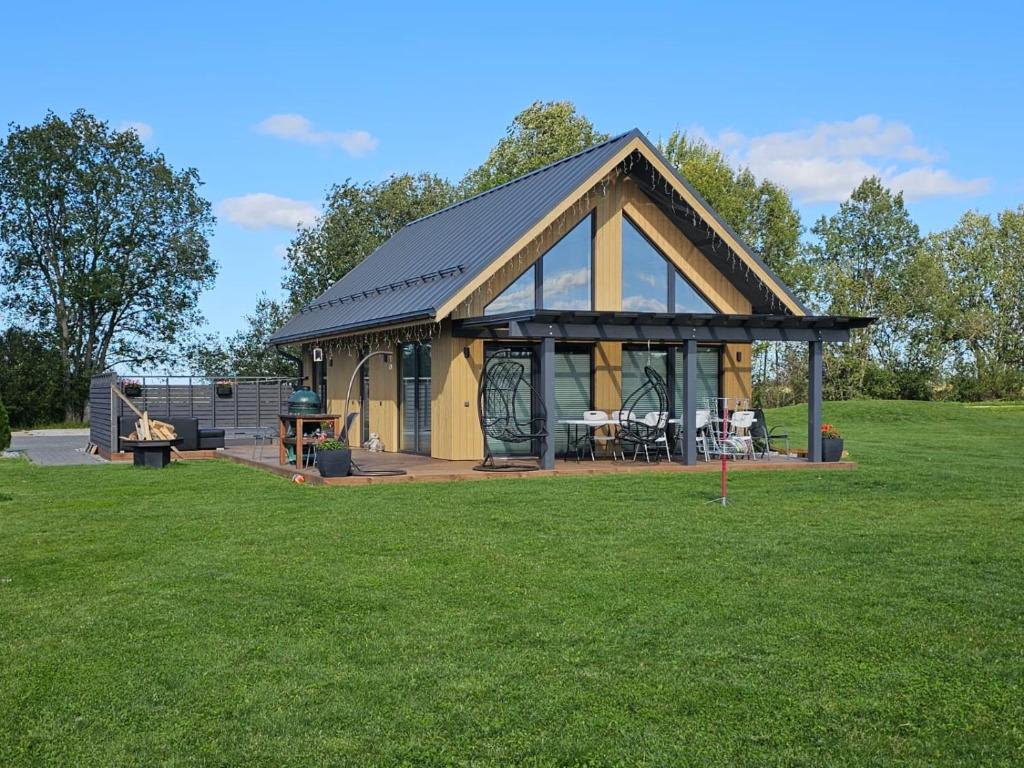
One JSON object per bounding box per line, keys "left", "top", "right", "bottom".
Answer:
{"left": 807, "top": 177, "right": 924, "bottom": 399}
{"left": 0, "top": 110, "right": 216, "bottom": 419}
{"left": 659, "top": 131, "right": 807, "bottom": 295}
{"left": 0, "top": 327, "right": 64, "bottom": 428}
{"left": 283, "top": 173, "right": 455, "bottom": 308}
{"left": 185, "top": 295, "right": 297, "bottom": 379}
{"left": 461, "top": 101, "right": 609, "bottom": 195}
{"left": 923, "top": 207, "right": 1024, "bottom": 399}
{"left": 0, "top": 399, "right": 10, "bottom": 450}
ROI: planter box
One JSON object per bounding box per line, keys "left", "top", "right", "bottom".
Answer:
{"left": 215, "top": 384, "right": 233, "bottom": 398}
{"left": 122, "top": 384, "right": 142, "bottom": 397}
{"left": 821, "top": 437, "right": 844, "bottom": 462}
{"left": 317, "top": 448, "right": 352, "bottom": 478}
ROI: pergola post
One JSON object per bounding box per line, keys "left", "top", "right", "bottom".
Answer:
{"left": 807, "top": 340, "right": 823, "bottom": 462}
{"left": 682, "top": 338, "right": 697, "bottom": 465}
{"left": 540, "top": 336, "right": 556, "bottom": 470}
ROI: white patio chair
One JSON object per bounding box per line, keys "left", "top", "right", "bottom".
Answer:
{"left": 608, "top": 410, "right": 635, "bottom": 461}
{"left": 644, "top": 411, "right": 672, "bottom": 461}
{"left": 581, "top": 410, "right": 609, "bottom": 462}
{"left": 674, "top": 409, "right": 711, "bottom": 462}
{"left": 728, "top": 410, "right": 755, "bottom": 459}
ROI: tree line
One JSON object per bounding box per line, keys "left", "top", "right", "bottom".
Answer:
{"left": 1, "top": 103, "right": 1020, "bottom": 427}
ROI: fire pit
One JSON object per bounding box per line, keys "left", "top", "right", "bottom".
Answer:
{"left": 121, "top": 438, "right": 183, "bottom": 468}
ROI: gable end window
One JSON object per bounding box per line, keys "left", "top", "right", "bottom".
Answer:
{"left": 622, "top": 214, "right": 716, "bottom": 313}
{"left": 484, "top": 212, "right": 594, "bottom": 315}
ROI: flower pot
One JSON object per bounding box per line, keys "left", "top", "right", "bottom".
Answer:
{"left": 821, "top": 437, "right": 844, "bottom": 462}
{"left": 123, "top": 384, "right": 142, "bottom": 397}
{"left": 215, "top": 384, "right": 233, "bottom": 398}
{"left": 316, "top": 448, "right": 352, "bottom": 478}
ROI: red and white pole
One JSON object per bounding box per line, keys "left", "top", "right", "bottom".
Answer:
{"left": 720, "top": 399, "right": 729, "bottom": 505}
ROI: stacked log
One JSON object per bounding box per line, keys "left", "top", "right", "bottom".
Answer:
{"left": 126, "top": 414, "right": 177, "bottom": 442}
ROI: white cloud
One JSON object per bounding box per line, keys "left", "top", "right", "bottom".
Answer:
{"left": 255, "top": 113, "right": 379, "bottom": 157}
{"left": 696, "top": 115, "right": 990, "bottom": 203}
{"left": 217, "top": 193, "right": 319, "bottom": 230}
{"left": 623, "top": 295, "right": 668, "bottom": 312}
{"left": 119, "top": 121, "right": 153, "bottom": 141}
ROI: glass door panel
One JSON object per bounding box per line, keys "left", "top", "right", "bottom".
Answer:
{"left": 399, "top": 341, "right": 432, "bottom": 454}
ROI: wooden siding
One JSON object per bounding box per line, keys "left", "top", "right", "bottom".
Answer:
{"left": 593, "top": 176, "right": 624, "bottom": 311}
{"left": 592, "top": 341, "right": 622, "bottom": 414}
{"left": 430, "top": 325, "right": 484, "bottom": 461}
{"left": 722, "top": 343, "right": 753, "bottom": 405}
{"left": 368, "top": 344, "right": 399, "bottom": 452}
{"left": 326, "top": 352, "right": 362, "bottom": 441}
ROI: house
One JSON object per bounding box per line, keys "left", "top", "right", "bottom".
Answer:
{"left": 269, "top": 129, "right": 870, "bottom": 467}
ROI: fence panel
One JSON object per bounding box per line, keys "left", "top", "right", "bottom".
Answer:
{"left": 103, "top": 376, "right": 294, "bottom": 432}
{"left": 88, "top": 372, "right": 117, "bottom": 454}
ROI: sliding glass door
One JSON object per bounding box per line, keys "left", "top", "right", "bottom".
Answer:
{"left": 399, "top": 341, "right": 431, "bottom": 454}
{"left": 620, "top": 344, "right": 721, "bottom": 424}
{"left": 482, "top": 344, "right": 592, "bottom": 457}
{"left": 671, "top": 346, "right": 721, "bottom": 422}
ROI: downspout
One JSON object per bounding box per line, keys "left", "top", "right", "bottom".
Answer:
{"left": 275, "top": 346, "right": 304, "bottom": 388}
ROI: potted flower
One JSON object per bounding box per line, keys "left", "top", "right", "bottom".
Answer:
{"left": 121, "top": 378, "right": 142, "bottom": 397}
{"left": 215, "top": 379, "right": 233, "bottom": 397}
{"left": 315, "top": 438, "right": 352, "bottom": 478}
{"left": 821, "top": 423, "right": 844, "bottom": 462}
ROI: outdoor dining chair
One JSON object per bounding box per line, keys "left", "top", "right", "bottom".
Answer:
{"left": 750, "top": 408, "right": 790, "bottom": 457}
{"left": 580, "top": 410, "right": 610, "bottom": 461}
{"left": 645, "top": 411, "right": 672, "bottom": 460}
{"left": 618, "top": 366, "right": 670, "bottom": 463}
{"left": 673, "top": 408, "right": 711, "bottom": 462}
{"left": 729, "top": 410, "right": 756, "bottom": 459}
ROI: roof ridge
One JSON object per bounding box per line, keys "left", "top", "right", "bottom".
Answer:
{"left": 406, "top": 128, "right": 640, "bottom": 226}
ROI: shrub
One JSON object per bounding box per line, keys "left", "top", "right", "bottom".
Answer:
{"left": 0, "top": 401, "right": 11, "bottom": 451}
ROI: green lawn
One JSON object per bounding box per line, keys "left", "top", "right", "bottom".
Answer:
{"left": 1, "top": 400, "right": 1022, "bottom": 766}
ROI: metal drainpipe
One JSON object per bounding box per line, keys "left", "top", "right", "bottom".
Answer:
{"left": 276, "top": 346, "right": 303, "bottom": 388}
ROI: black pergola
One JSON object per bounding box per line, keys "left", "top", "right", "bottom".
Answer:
{"left": 453, "top": 310, "right": 873, "bottom": 468}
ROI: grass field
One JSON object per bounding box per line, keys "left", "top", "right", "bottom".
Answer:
{"left": 1, "top": 400, "right": 1022, "bottom": 766}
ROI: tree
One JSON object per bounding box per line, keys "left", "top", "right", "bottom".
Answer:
{"left": 0, "top": 327, "right": 64, "bottom": 428}
{"left": 184, "top": 295, "right": 298, "bottom": 379}
{"left": 807, "top": 177, "right": 924, "bottom": 399}
{"left": 0, "top": 399, "right": 10, "bottom": 451}
{"left": 461, "top": 101, "right": 609, "bottom": 195}
{"left": 0, "top": 111, "right": 216, "bottom": 419}
{"left": 923, "top": 207, "right": 1024, "bottom": 399}
{"left": 658, "top": 131, "right": 807, "bottom": 295}
{"left": 283, "top": 173, "right": 455, "bottom": 308}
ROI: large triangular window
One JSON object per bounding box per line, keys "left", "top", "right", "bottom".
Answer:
{"left": 622, "top": 215, "right": 716, "bottom": 313}
{"left": 484, "top": 267, "right": 534, "bottom": 315}
{"left": 540, "top": 214, "right": 592, "bottom": 310}
{"left": 484, "top": 213, "right": 594, "bottom": 315}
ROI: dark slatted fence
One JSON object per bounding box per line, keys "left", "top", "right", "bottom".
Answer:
{"left": 88, "top": 372, "right": 118, "bottom": 455}
{"left": 89, "top": 374, "right": 294, "bottom": 453}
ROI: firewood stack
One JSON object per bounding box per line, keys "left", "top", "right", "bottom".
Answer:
{"left": 126, "top": 412, "right": 177, "bottom": 442}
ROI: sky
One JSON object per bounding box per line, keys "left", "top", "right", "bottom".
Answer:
{"left": 3, "top": 0, "right": 1021, "bottom": 338}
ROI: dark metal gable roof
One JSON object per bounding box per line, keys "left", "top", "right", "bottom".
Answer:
{"left": 269, "top": 130, "right": 639, "bottom": 344}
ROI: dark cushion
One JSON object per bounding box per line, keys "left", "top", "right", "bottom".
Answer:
{"left": 197, "top": 428, "right": 225, "bottom": 450}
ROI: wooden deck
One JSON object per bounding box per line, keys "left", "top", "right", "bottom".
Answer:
{"left": 221, "top": 444, "right": 855, "bottom": 486}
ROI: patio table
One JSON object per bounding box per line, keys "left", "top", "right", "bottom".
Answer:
{"left": 278, "top": 413, "right": 341, "bottom": 466}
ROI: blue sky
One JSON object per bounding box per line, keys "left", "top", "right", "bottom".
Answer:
{"left": 3, "top": 1, "right": 1021, "bottom": 337}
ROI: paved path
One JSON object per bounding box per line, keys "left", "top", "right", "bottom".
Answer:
{"left": 8, "top": 429, "right": 105, "bottom": 466}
